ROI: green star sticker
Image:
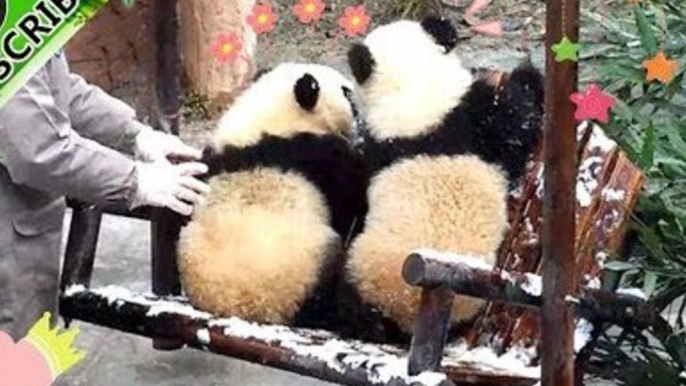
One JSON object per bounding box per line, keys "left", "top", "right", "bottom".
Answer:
{"left": 552, "top": 36, "right": 581, "bottom": 62}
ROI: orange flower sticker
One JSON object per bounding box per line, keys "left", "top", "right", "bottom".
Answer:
{"left": 247, "top": 3, "right": 278, "bottom": 34}
{"left": 338, "top": 5, "right": 371, "bottom": 37}
{"left": 643, "top": 51, "right": 678, "bottom": 84}
{"left": 211, "top": 33, "right": 243, "bottom": 63}
{"left": 293, "top": 0, "right": 325, "bottom": 24}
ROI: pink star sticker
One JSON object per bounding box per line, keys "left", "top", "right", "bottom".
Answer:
{"left": 570, "top": 83, "right": 615, "bottom": 123}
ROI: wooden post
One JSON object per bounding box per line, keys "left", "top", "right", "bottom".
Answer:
{"left": 154, "top": 0, "right": 183, "bottom": 135}
{"left": 151, "top": 208, "right": 184, "bottom": 350}
{"left": 542, "top": 0, "right": 579, "bottom": 385}
{"left": 407, "top": 287, "right": 454, "bottom": 376}
{"left": 60, "top": 203, "right": 102, "bottom": 328}
{"left": 60, "top": 204, "right": 102, "bottom": 291}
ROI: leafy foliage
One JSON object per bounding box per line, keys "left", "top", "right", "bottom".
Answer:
{"left": 391, "top": 0, "right": 441, "bottom": 19}
{"left": 582, "top": 1, "right": 686, "bottom": 384}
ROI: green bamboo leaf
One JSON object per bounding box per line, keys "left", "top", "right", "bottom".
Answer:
{"left": 643, "top": 271, "right": 659, "bottom": 297}
{"left": 639, "top": 122, "right": 657, "bottom": 170}
{"left": 634, "top": 3, "right": 659, "bottom": 56}
{"left": 605, "top": 260, "right": 639, "bottom": 272}
{"left": 654, "top": 6, "right": 668, "bottom": 39}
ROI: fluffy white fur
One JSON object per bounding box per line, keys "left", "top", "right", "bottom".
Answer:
{"left": 213, "top": 63, "right": 355, "bottom": 149}
{"left": 356, "top": 20, "right": 474, "bottom": 140}
{"left": 347, "top": 155, "right": 508, "bottom": 331}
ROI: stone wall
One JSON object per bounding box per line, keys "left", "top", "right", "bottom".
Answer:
{"left": 65, "top": 0, "right": 258, "bottom": 123}
{"left": 66, "top": 0, "right": 158, "bottom": 122}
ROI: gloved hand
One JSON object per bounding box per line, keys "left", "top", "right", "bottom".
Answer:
{"left": 134, "top": 126, "right": 202, "bottom": 163}
{"left": 130, "top": 160, "right": 211, "bottom": 216}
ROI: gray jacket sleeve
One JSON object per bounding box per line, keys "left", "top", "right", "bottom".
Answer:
{"left": 0, "top": 66, "right": 138, "bottom": 205}
{"left": 68, "top": 71, "right": 146, "bottom": 154}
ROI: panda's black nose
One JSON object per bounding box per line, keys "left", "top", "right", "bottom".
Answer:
{"left": 342, "top": 86, "right": 353, "bottom": 101}
{"left": 342, "top": 86, "right": 358, "bottom": 117}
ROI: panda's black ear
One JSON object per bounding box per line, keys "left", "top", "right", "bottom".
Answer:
{"left": 421, "top": 16, "right": 458, "bottom": 53}
{"left": 348, "top": 43, "right": 375, "bottom": 85}
{"left": 294, "top": 73, "right": 320, "bottom": 111}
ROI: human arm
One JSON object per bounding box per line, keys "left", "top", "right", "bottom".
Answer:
{"left": 67, "top": 69, "right": 146, "bottom": 154}
{"left": 0, "top": 66, "right": 138, "bottom": 205}
{"left": 0, "top": 66, "right": 210, "bottom": 214}
{"left": 66, "top": 63, "right": 200, "bottom": 161}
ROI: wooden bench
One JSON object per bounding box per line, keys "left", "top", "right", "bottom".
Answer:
{"left": 58, "top": 72, "right": 650, "bottom": 385}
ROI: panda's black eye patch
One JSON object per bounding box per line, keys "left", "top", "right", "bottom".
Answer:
{"left": 421, "top": 16, "right": 458, "bottom": 53}
{"left": 295, "top": 73, "right": 320, "bottom": 111}
{"left": 348, "top": 43, "right": 375, "bottom": 85}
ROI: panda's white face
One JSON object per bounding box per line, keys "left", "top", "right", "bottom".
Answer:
{"left": 213, "top": 63, "right": 357, "bottom": 149}
{"left": 348, "top": 18, "right": 474, "bottom": 141}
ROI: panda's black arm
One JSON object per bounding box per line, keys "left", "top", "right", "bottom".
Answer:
{"left": 461, "top": 68, "right": 544, "bottom": 187}
{"left": 357, "top": 125, "right": 473, "bottom": 177}
{"left": 257, "top": 133, "right": 371, "bottom": 239}
{"left": 206, "top": 133, "right": 371, "bottom": 238}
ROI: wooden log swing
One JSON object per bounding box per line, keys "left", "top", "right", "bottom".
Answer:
{"left": 59, "top": 117, "right": 648, "bottom": 386}
{"left": 58, "top": 0, "right": 652, "bottom": 385}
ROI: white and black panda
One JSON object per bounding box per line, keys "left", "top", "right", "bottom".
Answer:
{"left": 178, "top": 63, "right": 369, "bottom": 330}
{"left": 338, "top": 17, "right": 545, "bottom": 344}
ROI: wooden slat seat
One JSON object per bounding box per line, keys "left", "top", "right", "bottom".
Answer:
{"left": 465, "top": 122, "right": 644, "bottom": 353}
{"left": 61, "top": 285, "right": 539, "bottom": 386}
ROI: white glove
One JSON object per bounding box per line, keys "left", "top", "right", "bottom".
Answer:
{"left": 130, "top": 160, "right": 211, "bottom": 216}
{"left": 134, "top": 126, "right": 202, "bottom": 162}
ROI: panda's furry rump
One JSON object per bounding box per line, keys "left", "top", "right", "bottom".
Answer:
{"left": 340, "top": 155, "right": 508, "bottom": 344}
{"left": 179, "top": 169, "right": 341, "bottom": 326}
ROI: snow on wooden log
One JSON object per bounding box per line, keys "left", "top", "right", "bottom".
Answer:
{"left": 60, "top": 285, "right": 540, "bottom": 386}
{"left": 402, "top": 252, "right": 655, "bottom": 330}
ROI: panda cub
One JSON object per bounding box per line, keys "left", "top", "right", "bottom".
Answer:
{"left": 340, "top": 17, "right": 545, "bottom": 344}
{"left": 179, "top": 63, "right": 368, "bottom": 329}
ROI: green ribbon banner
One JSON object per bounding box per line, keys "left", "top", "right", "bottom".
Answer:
{"left": 0, "top": 0, "right": 111, "bottom": 109}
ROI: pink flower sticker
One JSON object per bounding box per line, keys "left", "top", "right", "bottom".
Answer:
{"left": 338, "top": 5, "right": 371, "bottom": 37}
{"left": 570, "top": 83, "right": 615, "bottom": 123}
{"left": 0, "top": 331, "right": 54, "bottom": 386}
{"left": 247, "top": 3, "right": 278, "bottom": 34}
{"left": 292, "top": 0, "right": 326, "bottom": 24}
{"left": 0, "top": 313, "right": 85, "bottom": 386}
{"left": 211, "top": 33, "right": 243, "bottom": 63}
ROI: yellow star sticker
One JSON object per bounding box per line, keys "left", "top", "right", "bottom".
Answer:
{"left": 552, "top": 36, "right": 581, "bottom": 62}
{"left": 643, "top": 51, "right": 678, "bottom": 84}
